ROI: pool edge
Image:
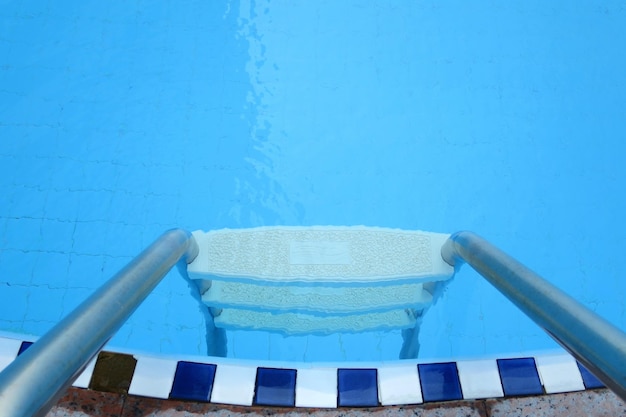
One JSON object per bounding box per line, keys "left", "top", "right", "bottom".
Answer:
{"left": 0, "top": 334, "right": 613, "bottom": 411}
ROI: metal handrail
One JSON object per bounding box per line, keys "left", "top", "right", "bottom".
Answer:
{"left": 442, "top": 231, "right": 626, "bottom": 401}
{"left": 0, "top": 229, "right": 198, "bottom": 417}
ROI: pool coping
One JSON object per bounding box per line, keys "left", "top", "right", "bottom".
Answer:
{"left": 0, "top": 333, "right": 607, "bottom": 409}
{"left": 51, "top": 386, "right": 625, "bottom": 417}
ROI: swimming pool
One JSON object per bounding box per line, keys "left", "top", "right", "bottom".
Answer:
{"left": 1, "top": 0, "right": 625, "bottom": 366}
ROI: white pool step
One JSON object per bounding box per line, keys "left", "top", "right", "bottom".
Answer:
{"left": 212, "top": 308, "right": 421, "bottom": 334}
{"left": 187, "top": 226, "right": 454, "bottom": 334}
{"left": 188, "top": 226, "right": 453, "bottom": 283}
{"left": 202, "top": 281, "right": 433, "bottom": 314}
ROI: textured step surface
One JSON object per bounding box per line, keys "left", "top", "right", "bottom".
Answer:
{"left": 188, "top": 227, "right": 453, "bottom": 283}
{"left": 201, "top": 281, "right": 433, "bottom": 314}
{"left": 212, "top": 307, "right": 420, "bottom": 334}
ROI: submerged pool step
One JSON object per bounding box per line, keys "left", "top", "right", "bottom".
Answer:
{"left": 212, "top": 307, "right": 421, "bottom": 334}
{"left": 188, "top": 226, "right": 453, "bottom": 283}
{"left": 187, "top": 226, "right": 454, "bottom": 335}
{"left": 201, "top": 280, "right": 433, "bottom": 314}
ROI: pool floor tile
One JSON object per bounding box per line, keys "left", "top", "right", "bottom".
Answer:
{"left": 169, "top": 361, "right": 217, "bottom": 402}
{"left": 254, "top": 367, "right": 297, "bottom": 407}
{"left": 418, "top": 362, "right": 463, "bottom": 402}
{"left": 337, "top": 368, "right": 379, "bottom": 407}
{"left": 497, "top": 358, "right": 543, "bottom": 396}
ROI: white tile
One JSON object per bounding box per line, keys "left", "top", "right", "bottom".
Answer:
{"left": 210, "top": 364, "right": 257, "bottom": 406}
{"left": 295, "top": 367, "right": 337, "bottom": 408}
{"left": 457, "top": 359, "right": 504, "bottom": 399}
{"left": 378, "top": 364, "right": 423, "bottom": 405}
{"left": 72, "top": 355, "right": 98, "bottom": 388}
{"left": 128, "top": 356, "right": 178, "bottom": 399}
{"left": 536, "top": 354, "right": 585, "bottom": 393}
{"left": 0, "top": 338, "right": 22, "bottom": 372}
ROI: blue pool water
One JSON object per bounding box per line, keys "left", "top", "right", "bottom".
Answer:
{"left": 1, "top": 1, "right": 626, "bottom": 362}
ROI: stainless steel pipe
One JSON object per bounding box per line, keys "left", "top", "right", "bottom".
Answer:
{"left": 442, "top": 231, "right": 626, "bottom": 401}
{"left": 0, "top": 229, "right": 198, "bottom": 417}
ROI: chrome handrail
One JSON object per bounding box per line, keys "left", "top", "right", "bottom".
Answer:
{"left": 442, "top": 231, "right": 626, "bottom": 401}
{"left": 0, "top": 229, "right": 198, "bottom": 417}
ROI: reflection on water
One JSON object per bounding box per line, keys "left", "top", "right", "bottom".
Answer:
{"left": 211, "top": 0, "right": 626, "bottom": 361}
{"left": 224, "top": 0, "right": 305, "bottom": 227}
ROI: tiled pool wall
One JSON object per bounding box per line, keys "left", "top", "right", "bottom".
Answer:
{"left": 3, "top": 3, "right": 626, "bottom": 412}
{"left": 0, "top": 334, "right": 607, "bottom": 410}
{"left": 2, "top": 0, "right": 626, "bottom": 364}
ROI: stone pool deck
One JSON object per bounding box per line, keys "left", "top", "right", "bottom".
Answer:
{"left": 48, "top": 387, "right": 625, "bottom": 417}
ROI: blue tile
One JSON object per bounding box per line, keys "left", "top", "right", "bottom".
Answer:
{"left": 497, "top": 358, "right": 543, "bottom": 396}
{"left": 576, "top": 362, "right": 604, "bottom": 389}
{"left": 418, "top": 362, "right": 463, "bottom": 402}
{"left": 17, "top": 341, "right": 33, "bottom": 355}
{"left": 169, "top": 361, "right": 216, "bottom": 402}
{"left": 337, "top": 368, "right": 378, "bottom": 407}
{"left": 254, "top": 367, "right": 296, "bottom": 407}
